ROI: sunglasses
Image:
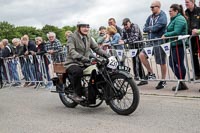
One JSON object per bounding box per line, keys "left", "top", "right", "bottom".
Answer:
{"left": 150, "top": 6, "right": 158, "bottom": 9}
{"left": 123, "top": 22, "right": 130, "bottom": 26}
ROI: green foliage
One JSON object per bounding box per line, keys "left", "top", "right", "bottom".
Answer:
{"left": 42, "top": 25, "right": 62, "bottom": 41}
{"left": 0, "top": 21, "right": 99, "bottom": 45}
{"left": 61, "top": 25, "right": 76, "bottom": 45}
{"left": 90, "top": 28, "right": 99, "bottom": 41}
{"left": 15, "top": 26, "right": 44, "bottom": 40}
{"left": 0, "top": 21, "right": 79, "bottom": 44}
{"left": 62, "top": 25, "right": 76, "bottom": 32}
{"left": 0, "top": 21, "right": 16, "bottom": 41}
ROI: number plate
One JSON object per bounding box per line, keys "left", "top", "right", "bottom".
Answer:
{"left": 117, "top": 66, "right": 131, "bottom": 73}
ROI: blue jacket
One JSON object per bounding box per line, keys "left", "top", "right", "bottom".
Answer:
{"left": 110, "top": 33, "right": 123, "bottom": 49}
{"left": 143, "top": 10, "right": 167, "bottom": 39}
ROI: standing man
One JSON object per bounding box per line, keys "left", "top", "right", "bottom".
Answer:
{"left": 21, "top": 35, "right": 37, "bottom": 87}
{"left": 139, "top": 0, "right": 167, "bottom": 89}
{"left": 185, "top": 0, "right": 200, "bottom": 80}
{"left": 0, "top": 41, "right": 3, "bottom": 88}
{"left": 1, "top": 39, "right": 21, "bottom": 87}
{"left": 108, "top": 18, "right": 123, "bottom": 36}
{"left": 46, "top": 32, "right": 63, "bottom": 62}
{"left": 119, "top": 18, "right": 147, "bottom": 86}
{"left": 46, "top": 32, "right": 63, "bottom": 89}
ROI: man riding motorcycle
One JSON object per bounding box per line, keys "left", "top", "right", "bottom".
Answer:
{"left": 63, "top": 20, "right": 109, "bottom": 102}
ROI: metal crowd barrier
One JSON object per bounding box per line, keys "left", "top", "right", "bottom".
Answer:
{"left": 104, "top": 35, "right": 192, "bottom": 94}
{"left": 1, "top": 36, "right": 199, "bottom": 94}
{"left": 0, "top": 49, "right": 67, "bottom": 90}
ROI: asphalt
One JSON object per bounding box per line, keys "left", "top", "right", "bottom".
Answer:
{"left": 0, "top": 84, "right": 199, "bottom": 133}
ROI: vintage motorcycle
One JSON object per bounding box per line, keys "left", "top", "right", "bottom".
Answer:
{"left": 52, "top": 56, "right": 140, "bottom": 115}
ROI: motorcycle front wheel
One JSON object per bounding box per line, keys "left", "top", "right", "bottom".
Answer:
{"left": 108, "top": 73, "right": 140, "bottom": 115}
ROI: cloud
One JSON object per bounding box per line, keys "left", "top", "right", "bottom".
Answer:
{"left": 0, "top": 0, "right": 194, "bottom": 30}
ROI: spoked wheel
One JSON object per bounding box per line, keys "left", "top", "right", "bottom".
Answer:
{"left": 59, "top": 81, "right": 78, "bottom": 108}
{"left": 108, "top": 73, "right": 140, "bottom": 115}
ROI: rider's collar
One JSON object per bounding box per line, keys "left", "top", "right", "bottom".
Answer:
{"left": 78, "top": 33, "right": 87, "bottom": 40}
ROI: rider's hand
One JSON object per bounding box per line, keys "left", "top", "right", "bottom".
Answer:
{"left": 81, "top": 57, "right": 90, "bottom": 63}
{"left": 102, "top": 53, "right": 110, "bottom": 59}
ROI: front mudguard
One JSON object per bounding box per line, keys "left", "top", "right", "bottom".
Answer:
{"left": 111, "top": 70, "right": 133, "bottom": 79}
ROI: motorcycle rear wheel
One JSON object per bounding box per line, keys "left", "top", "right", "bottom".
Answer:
{"left": 59, "top": 84, "right": 78, "bottom": 108}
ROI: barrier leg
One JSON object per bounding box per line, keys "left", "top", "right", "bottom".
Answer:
{"left": 174, "top": 80, "right": 180, "bottom": 95}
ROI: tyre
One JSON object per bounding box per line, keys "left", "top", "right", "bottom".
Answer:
{"left": 59, "top": 80, "right": 78, "bottom": 108}
{"left": 0, "top": 80, "right": 3, "bottom": 89}
{"left": 108, "top": 73, "right": 140, "bottom": 115}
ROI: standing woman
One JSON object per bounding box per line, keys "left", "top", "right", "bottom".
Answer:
{"left": 106, "top": 25, "right": 122, "bottom": 49}
{"left": 162, "top": 4, "right": 188, "bottom": 91}
{"left": 34, "top": 37, "right": 52, "bottom": 89}
{"left": 0, "top": 42, "right": 4, "bottom": 88}
{"left": 103, "top": 25, "right": 124, "bottom": 65}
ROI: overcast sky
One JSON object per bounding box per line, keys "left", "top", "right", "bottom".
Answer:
{"left": 0, "top": 0, "right": 198, "bottom": 30}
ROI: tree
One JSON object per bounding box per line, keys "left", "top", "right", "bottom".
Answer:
{"left": 0, "top": 21, "right": 16, "bottom": 42}
{"left": 60, "top": 25, "right": 76, "bottom": 44}
{"left": 90, "top": 28, "right": 99, "bottom": 41}
{"left": 62, "top": 25, "right": 76, "bottom": 32}
{"left": 0, "top": 21, "right": 99, "bottom": 44}
{"left": 15, "top": 26, "right": 44, "bottom": 40}
{"left": 42, "top": 25, "right": 62, "bottom": 42}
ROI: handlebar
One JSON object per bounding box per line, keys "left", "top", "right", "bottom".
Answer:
{"left": 89, "top": 55, "right": 108, "bottom": 66}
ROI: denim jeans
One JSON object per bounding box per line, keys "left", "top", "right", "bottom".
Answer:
{"left": 10, "top": 60, "right": 20, "bottom": 82}
{"left": 22, "top": 60, "right": 35, "bottom": 82}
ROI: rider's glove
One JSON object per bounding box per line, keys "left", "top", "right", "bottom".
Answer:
{"left": 81, "top": 56, "right": 90, "bottom": 63}
{"left": 102, "top": 53, "right": 110, "bottom": 59}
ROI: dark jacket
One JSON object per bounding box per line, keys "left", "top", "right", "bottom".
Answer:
{"left": 14, "top": 45, "right": 25, "bottom": 64}
{"left": 122, "top": 23, "right": 143, "bottom": 49}
{"left": 24, "top": 40, "right": 37, "bottom": 53}
{"left": 36, "top": 42, "right": 47, "bottom": 55}
{"left": 164, "top": 13, "right": 188, "bottom": 47}
{"left": 36, "top": 42, "right": 50, "bottom": 65}
{"left": 14, "top": 45, "right": 24, "bottom": 56}
{"left": 2, "top": 45, "right": 14, "bottom": 58}
{"left": 116, "top": 25, "right": 123, "bottom": 36}
{"left": 23, "top": 40, "right": 37, "bottom": 63}
{"left": 185, "top": 5, "right": 200, "bottom": 34}
{"left": 143, "top": 10, "right": 167, "bottom": 39}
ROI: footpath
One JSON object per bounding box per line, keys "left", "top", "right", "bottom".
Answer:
{"left": 137, "top": 81, "right": 200, "bottom": 98}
